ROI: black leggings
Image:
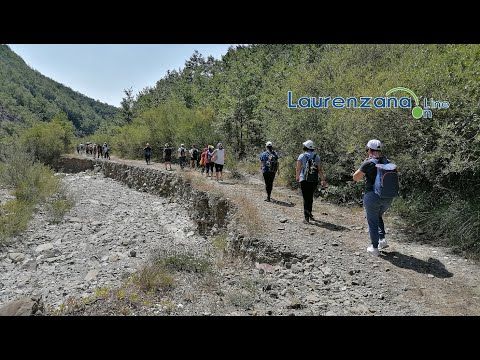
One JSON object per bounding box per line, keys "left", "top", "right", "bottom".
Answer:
{"left": 300, "top": 181, "right": 317, "bottom": 220}
{"left": 263, "top": 172, "right": 276, "bottom": 198}
{"left": 206, "top": 162, "right": 214, "bottom": 174}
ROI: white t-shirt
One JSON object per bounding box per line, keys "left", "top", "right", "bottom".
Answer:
{"left": 213, "top": 148, "right": 225, "bottom": 165}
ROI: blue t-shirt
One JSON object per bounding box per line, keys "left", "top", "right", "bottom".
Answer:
{"left": 297, "top": 152, "right": 321, "bottom": 182}
{"left": 260, "top": 150, "right": 278, "bottom": 173}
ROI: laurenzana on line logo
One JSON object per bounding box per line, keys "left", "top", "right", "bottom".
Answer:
{"left": 287, "top": 87, "right": 450, "bottom": 119}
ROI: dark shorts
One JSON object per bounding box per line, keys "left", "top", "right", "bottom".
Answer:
{"left": 164, "top": 155, "right": 172, "bottom": 162}
{"left": 215, "top": 164, "right": 224, "bottom": 172}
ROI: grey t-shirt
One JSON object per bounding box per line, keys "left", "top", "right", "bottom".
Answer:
{"left": 297, "top": 152, "right": 321, "bottom": 182}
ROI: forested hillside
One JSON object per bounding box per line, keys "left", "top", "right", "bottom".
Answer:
{"left": 0, "top": 45, "right": 118, "bottom": 136}
{"left": 97, "top": 44, "right": 480, "bottom": 255}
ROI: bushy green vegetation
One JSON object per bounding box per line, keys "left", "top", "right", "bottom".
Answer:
{"left": 97, "top": 44, "right": 480, "bottom": 255}
{"left": 20, "top": 112, "right": 76, "bottom": 165}
{"left": 0, "top": 115, "right": 74, "bottom": 242}
{"left": 0, "top": 45, "right": 118, "bottom": 135}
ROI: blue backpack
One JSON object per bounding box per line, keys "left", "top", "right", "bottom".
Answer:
{"left": 371, "top": 159, "right": 399, "bottom": 198}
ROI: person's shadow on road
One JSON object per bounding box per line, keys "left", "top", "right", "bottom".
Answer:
{"left": 381, "top": 251, "right": 453, "bottom": 278}
{"left": 309, "top": 219, "right": 350, "bottom": 232}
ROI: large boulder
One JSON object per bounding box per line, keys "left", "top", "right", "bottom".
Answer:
{"left": 0, "top": 296, "right": 44, "bottom": 316}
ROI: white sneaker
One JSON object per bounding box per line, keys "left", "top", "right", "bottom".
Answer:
{"left": 378, "top": 239, "right": 389, "bottom": 250}
{"left": 367, "top": 245, "right": 380, "bottom": 256}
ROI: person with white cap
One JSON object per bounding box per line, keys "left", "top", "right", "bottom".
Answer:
{"left": 296, "top": 140, "right": 327, "bottom": 223}
{"left": 353, "top": 139, "right": 398, "bottom": 256}
{"left": 259, "top": 141, "right": 279, "bottom": 202}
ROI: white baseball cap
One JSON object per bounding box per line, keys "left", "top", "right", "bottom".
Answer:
{"left": 266, "top": 141, "right": 273, "bottom": 147}
{"left": 366, "top": 139, "right": 382, "bottom": 151}
{"left": 303, "top": 140, "right": 315, "bottom": 150}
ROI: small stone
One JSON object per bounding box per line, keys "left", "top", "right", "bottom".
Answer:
{"left": 287, "top": 300, "right": 304, "bottom": 309}
{"left": 186, "top": 231, "right": 195, "bottom": 237}
{"left": 285, "top": 262, "right": 292, "bottom": 269}
{"left": 8, "top": 253, "right": 26, "bottom": 263}
{"left": 385, "top": 268, "right": 390, "bottom": 272}
{"left": 84, "top": 269, "right": 99, "bottom": 282}
{"left": 320, "top": 266, "right": 332, "bottom": 277}
{"left": 427, "top": 274, "right": 434, "bottom": 278}
{"left": 332, "top": 243, "right": 339, "bottom": 247}
{"left": 21, "top": 259, "right": 37, "bottom": 271}
{"left": 35, "top": 243, "right": 53, "bottom": 253}
{"left": 108, "top": 254, "right": 120, "bottom": 262}
{"left": 305, "top": 294, "right": 320, "bottom": 303}
{"left": 277, "top": 227, "right": 285, "bottom": 231}
{"left": 279, "top": 219, "right": 288, "bottom": 223}
{"left": 129, "top": 250, "right": 137, "bottom": 257}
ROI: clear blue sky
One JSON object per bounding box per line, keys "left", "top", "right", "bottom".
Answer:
{"left": 8, "top": 44, "right": 233, "bottom": 107}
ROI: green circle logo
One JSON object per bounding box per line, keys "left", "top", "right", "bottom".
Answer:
{"left": 412, "top": 106, "right": 423, "bottom": 119}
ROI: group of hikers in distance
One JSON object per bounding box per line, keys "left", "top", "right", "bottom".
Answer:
{"left": 260, "top": 138, "right": 399, "bottom": 257}
{"left": 143, "top": 143, "right": 226, "bottom": 181}
{"left": 142, "top": 138, "right": 399, "bottom": 257}
{"left": 77, "top": 142, "right": 110, "bottom": 160}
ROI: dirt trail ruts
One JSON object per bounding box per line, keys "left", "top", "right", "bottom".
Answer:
{"left": 84, "top": 154, "right": 480, "bottom": 316}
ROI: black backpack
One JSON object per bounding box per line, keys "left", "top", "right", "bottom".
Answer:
{"left": 265, "top": 151, "right": 278, "bottom": 173}
{"left": 180, "top": 148, "right": 186, "bottom": 157}
{"left": 192, "top": 149, "right": 199, "bottom": 160}
{"left": 305, "top": 153, "right": 319, "bottom": 183}
{"left": 372, "top": 160, "right": 399, "bottom": 198}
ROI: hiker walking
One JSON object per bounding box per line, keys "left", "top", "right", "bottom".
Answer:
{"left": 163, "top": 143, "right": 173, "bottom": 170}
{"left": 103, "top": 142, "right": 110, "bottom": 160}
{"left": 144, "top": 143, "right": 152, "bottom": 165}
{"left": 212, "top": 142, "right": 225, "bottom": 181}
{"left": 205, "top": 145, "right": 215, "bottom": 178}
{"left": 353, "top": 139, "right": 399, "bottom": 256}
{"left": 200, "top": 145, "right": 208, "bottom": 174}
{"left": 295, "top": 140, "right": 327, "bottom": 224}
{"left": 178, "top": 144, "right": 187, "bottom": 170}
{"left": 97, "top": 143, "right": 103, "bottom": 158}
{"left": 189, "top": 144, "right": 199, "bottom": 169}
{"left": 259, "top": 141, "right": 279, "bottom": 202}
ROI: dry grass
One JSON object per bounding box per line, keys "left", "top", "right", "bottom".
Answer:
{"left": 0, "top": 199, "right": 33, "bottom": 242}
{"left": 231, "top": 195, "right": 264, "bottom": 236}
{"left": 182, "top": 170, "right": 222, "bottom": 195}
{"left": 129, "top": 263, "right": 175, "bottom": 293}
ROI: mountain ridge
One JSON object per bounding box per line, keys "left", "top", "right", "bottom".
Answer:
{"left": 0, "top": 44, "right": 118, "bottom": 135}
